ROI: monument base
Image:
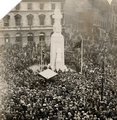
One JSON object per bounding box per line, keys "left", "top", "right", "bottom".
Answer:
{"left": 48, "top": 64, "right": 67, "bottom": 72}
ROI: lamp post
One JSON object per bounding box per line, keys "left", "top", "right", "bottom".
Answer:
{"left": 41, "top": 40, "right": 43, "bottom": 72}
{"left": 16, "top": 23, "right": 22, "bottom": 47}
{"left": 101, "top": 60, "right": 105, "bottom": 101}
{"left": 90, "top": 69, "right": 95, "bottom": 96}
{"left": 101, "top": 32, "right": 107, "bottom": 101}
{"left": 39, "top": 33, "right": 45, "bottom": 71}
{"left": 80, "top": 34, "right": 84, "bottom": 74}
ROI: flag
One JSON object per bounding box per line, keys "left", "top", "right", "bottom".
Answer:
{"left": 74, "top": 35, "right": 82, "bottom": 49}
{"left": 74, "top": 40, "right": 82, "bottom": 48}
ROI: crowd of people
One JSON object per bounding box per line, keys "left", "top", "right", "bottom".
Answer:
{"left": 0, "top": 43, "right": 116, "bottom": 120}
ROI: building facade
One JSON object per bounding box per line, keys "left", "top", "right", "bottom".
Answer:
{"left": 111, "top": 0, "right": 117, "bottom": 32}
{"left": 0, "top": 0, "right": 65, "bottom": 46}
{"left": 64, "top": 0, "right": 111, "bottom": 38}
{"left": 110, "top": 0, "right": 117, "bottom": 44}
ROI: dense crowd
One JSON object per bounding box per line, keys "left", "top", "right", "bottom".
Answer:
{"left": 0, "top": 42, "right": 117, "bottom": 120}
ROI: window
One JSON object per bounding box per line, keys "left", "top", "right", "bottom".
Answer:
{"left": 39, "top": 32, "right": 45, "bottom": 47}
{"left": 16, "top": 33, "right": 22, "bottom": 42}
{"left": 40, "top": 3, "right": 44, "bottom": 10}
{"left": 51, "top": 3, "right": 56, "bottom": 10}
{"left": 39, "top": 14, "right": 45, "bottom": 25}
{"left": 27, "top": 3, "right": 32, "bottom": 10}
{"left": 4, "top": 34, "right": 10, "bottom": 43}
{"left": 116, "top": 27, "right": 117, "bottom": 32}
{"left": 113, "top": 6, "right": 117, "bottom": 13}
{"left": 27, "top": 33, "right": 34, "bottom": 41}
{"left": 15, "top": 14, "right": 22, "bottom": 26}
{"left": 15, "top": 3, "right": 20, "bottom": 10}
{"left": 3, "top": 15, "right": 10, "bottom": 26}
{"left": 27, "top": 14, "right": 33, "bottom": 26}
{"left": 39, "top": 32, "right": 45, "bottom": 41}
{"left": 61, "top": 13, "right": 64, "bottom": 25}
{"left": 50, "top": 14, "right": 54, "bottom": 25}
{"left": 61, "top": 2, "right": 64, "bottom": 10}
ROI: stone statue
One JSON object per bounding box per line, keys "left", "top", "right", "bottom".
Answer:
{"left": 53, "top": 7, "right": 62, "bottom": 33}
{"left": 49, "top": 6, "right": 67, "bottom": 71}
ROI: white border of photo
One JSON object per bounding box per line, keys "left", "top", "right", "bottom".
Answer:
{"left": 0, "top": 0, "right": 21, "bottom": 20}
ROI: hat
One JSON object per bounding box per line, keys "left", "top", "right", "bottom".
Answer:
{"left": 43, "top": 104, "right": 46, "bottom": 107}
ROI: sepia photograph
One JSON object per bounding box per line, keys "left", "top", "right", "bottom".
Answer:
{"left": 0, "top": 0, "right": 117, "bottom": 119}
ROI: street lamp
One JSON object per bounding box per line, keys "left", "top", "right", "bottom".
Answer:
{"left": 78, "top": 34, "right": 84, "bottom": 74}
{"left": 90, "top": 69, "right": 95, "bottom": 96}
{"left": 101, "top": 32, "right": 108, "bottom": 101}
{"left": 39, "top": 33, "right": 45, "bottom": 71}
{"left": 16, "top": 23, "right": 22, "bottom": 47}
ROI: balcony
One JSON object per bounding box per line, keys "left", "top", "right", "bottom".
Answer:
{"left": 0, "top": 25, "right": 54, "bottom": 31}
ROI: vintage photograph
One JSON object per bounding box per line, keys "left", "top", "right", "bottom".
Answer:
{"left": 0, "top": 0, "right": 117, "bottom": 119}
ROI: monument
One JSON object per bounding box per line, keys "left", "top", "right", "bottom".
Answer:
{"left": 49, "top": 6, "right": 67, "bottom": 71}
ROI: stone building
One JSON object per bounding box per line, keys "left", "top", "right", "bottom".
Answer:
{"left": 111, "top": 0, "right": 117, "bottom": 32}
{"left": 0, "top": 0, "right": 65, "bottom": 46}
{"left": 110, "top": 0, "right": 117, "bottom": 44}
{"left": 64, "top": 0, "right": 111, "bottom": 38}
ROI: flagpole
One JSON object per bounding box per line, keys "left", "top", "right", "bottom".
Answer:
{"left": 40, "top": 42, "right": 42, "bottom": 72}
{"left": 80, "top": 34, "right": 83, "bottom": 74}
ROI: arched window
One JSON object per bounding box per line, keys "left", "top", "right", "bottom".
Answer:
{"left": 39, "top": 32, "right": 46, "bottom": 50}
{"left": 15, "top": 14, "right": 22, "bottom": 26}
{"left": 50, "top": 14, "right": 54, "bottom": 25}
{"left": 3, "top": 15, "right": 10, "bottom": 26}
{"left": 39, "top": 14, "right": 45, "bottom": 25}
{"left": 16, "top": 33, "right": 22, "bottom": 42}
{"left": 27, "top": 33, "right": 34, "bottom": 41}
{"left": 39, "top": 32, "right": 45, "bottom": 41}
{"left": 27, "top": 14, "right": 33, "bottom": 26}
{"left": 4, "top": 34, "right": 10, "bottom": 43}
